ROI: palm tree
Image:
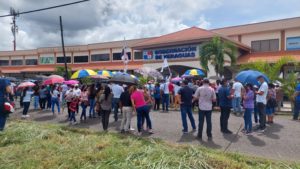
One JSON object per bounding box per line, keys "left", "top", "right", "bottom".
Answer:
{"left": 199, "top": 36, "right": 237, "bottom": 77}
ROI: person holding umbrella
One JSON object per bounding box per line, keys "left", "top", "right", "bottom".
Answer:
{"left": 255, "top": 75, "right": 269, "bottom": 132}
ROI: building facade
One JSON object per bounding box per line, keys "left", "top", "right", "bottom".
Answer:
{"left": 0, "top": 17, "right": 300, "bottom": 79}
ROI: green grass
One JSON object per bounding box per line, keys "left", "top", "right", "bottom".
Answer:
{"left": 0, "top": 121, "right": 299, "bottom": 169}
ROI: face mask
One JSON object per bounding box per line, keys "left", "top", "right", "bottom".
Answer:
{"left": 257, "top": 81, "right": 261, "bottom": 85}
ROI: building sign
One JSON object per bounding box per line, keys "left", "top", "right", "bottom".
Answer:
{"left": 40, "top": 56, "right": 54, "bottom": 64}
{"left": 143, "top": 45, "right": 198, "bottom": 60}
{"left": 286, "top": 37, "right": 300, "bottom": 50}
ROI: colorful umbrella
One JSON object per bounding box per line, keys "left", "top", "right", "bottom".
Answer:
{"left": 18, "top": 82, "right": 36, "bottom": 88}
{"left": 98, "top": 70, "right": 113, "bottom": 77}
{"left": 171, "top": 77, "right": 182, "bottom": 83}
{"left": 63, "top": 80, "right": 79, "bottom": 85}
{"left": 90, "top": 75, "right": 109, "bottom": 80}
{"left": 48, "top": 75, "right": 64, "bottom": 79}
{"left": 43, "top": 77, "right": 64, "bottom": 85}
{"left": 235, "top": 70, "right": 270, "bottom": 86}
{"left": 182, "top": 69, "right": 205, "bottom": 77}
{"left": 71, "top": 69, "right": 97, "bottom": 79}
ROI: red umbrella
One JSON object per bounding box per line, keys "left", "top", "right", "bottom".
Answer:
{"left": 63, "top": 80, "right": 79, "bottom": 85}
{"left": 18, "top": 82, "right": 36, "bottom": 88}
{"left": 48, "top": 75, "right": 64, "bottom": 79}
{"left": 43, "top": 77, "right": 64, "bottom": 85}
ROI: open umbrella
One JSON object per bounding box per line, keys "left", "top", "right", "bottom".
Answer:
{"left": 171, "top": 77, "right": 182, "bottom": 83}
{"left": 71, "top": 69, "right": 97, "bottom": 79}
{"left": 110, "top": 72, "right": 139, "bottom": 85}
{"left": 43, "top": 77, "right": 64, "bottom": 85}
{"left": 90, "top": 75, "right": 109, "bottom": 80}
{"left": 63, "top": 80, "right": 79, "bottom": 85}
{"left": 134, "top": 67, "right": 163, "bottom": 79}
{"left": 48, "top": 75, "right": 64, "bottom": 79}
{"left": 18, "top": 82, "right": 36, "bottom": 88}
{"left": 182, "top": 69, "right": 205, "bottom": 77}
{"left": 235, "top": 70, "right": 270, "bottom": 86}
{"left": 97, "top": 70, "right": 113, "bottom": 78}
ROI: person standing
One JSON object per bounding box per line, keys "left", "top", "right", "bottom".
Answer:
{"left": 293, "top": 77, "right": 300, "bottom": 120}
{"left": 73, "top": 84, "right": 81, "bottom": 114}
{"left": 0, "top": 77, "right": 12, "bottom": 131}
{"left": 232, "top": 79, "right": 244, "bottom": 115}
{"left": 255, "top": 75, "right": 269, "bottom": 132}
{"left": 80, "top": 86, "right": 89, "bottom": 121}
{"left": 51, "top": 86, "right": 60, "bottom": 115}
{"left": 88, "top": 84, "right": 97, "bottom": 118}
{"left": 99, "top": 86, "right": 113, "bottom": 131}
{"left": 193, "top": 78, "right": 216, "bottom": 140}
{"left": 142, "top": 87, "right": 154, "bottom": 133}
{"left": 39, "top": 85, "right": 47, "bottom": 110}
{"left": 242, "top": 84, "right": 255, "bottom": 135}
{"left": 111, "top": 83, "right": 124, "bottom": 121}
{"left": 69, "top": 96, "right": 79, "bottom": 125}
{"left": 153, "top": 83, "right": 161, "bottom": 111}
{"left": 22, "top": 87, "right": 34, "bottom": 118}
{"left": 120, "top": 86, "right": 133, "bottom": 133}
{"left": 32, "top": 85, "right": 40, "bottom": 110}
{"left": 218, "top": 79, "right": 233, "bottom": 134}
{"left": 131, "top": 85, "right": 152, "bottom": 135}
{"left": 160, "top": 80, "right": 170, "bottom": 112}
{"left": 65, "top": 86, "right": 74, "bottom": 120}
{"left": 168, "top": 82, "right": 174, "bottom": 108}
{"left": 275, "top": 85, "right": 284, "bottom": 112}
{"left": 173, "top": 82, "right": 181, "bottom": 111}
{"left": 178, "top": 80, "right": 196, "bottom": 133}
{"left": 46, "top": 85, "right": 52, "bottom": 110}
{"left": 266, "top": 83, "right": 276, "bottom": 124}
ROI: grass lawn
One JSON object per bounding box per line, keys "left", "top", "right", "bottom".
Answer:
{"left": 0, "top": 121, "right": 299, "bottom": 169}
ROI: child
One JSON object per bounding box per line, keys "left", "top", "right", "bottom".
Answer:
{"left": 69, "top": 97, "right": 79, "bottom": 125}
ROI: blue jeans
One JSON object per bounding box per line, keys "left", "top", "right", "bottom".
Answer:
{"left": 34, "top": 96, "right": 39, "bottom": 110}
{"left": 141, "top": 105, "right": 152, "bottom": 129}
{"left": 198, "top": 110, "right": 212, "bottom": 137}
{"left": 51, "top": 98, "right": 60, "bottom": 114}
{"left": 136, "top": 105, "right": 151, "bottom": 132}
{"left": 232, "top": 97, "right": 242, "bottom": 113}
{"left": 244, "top": 108, "right": 253, "bottom": 132}
{"left": 266, "top": 107, "right": 275, "bottom": 115}
{"left": 89, "top": 98, "right": 96, "bottom": 117}
{"left": 180, "top": 105, "right": 196, "bottom": 132}
{"left": 70, "top": 112, "right": 76, "bottom": 122}
{"left": 23, "top": 102, "right": 30, "bottom": 115}
{"left": 112, "top": 98, "right": 120, "bottom": 121}
{"left": 162, "top": 94, "right": 170, "bottom": 111}
{"left": 293, "top": 100, "right": 300, "bottom": 120}
{"left": 0, "top": 115, "right": 7, "bottom": 131}
{"left": 81, "top": 103, "right": 87, "bottom": 120}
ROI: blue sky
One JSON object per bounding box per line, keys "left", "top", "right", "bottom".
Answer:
{"left": 0, "top": 0, "right": 299, "bottom": 50}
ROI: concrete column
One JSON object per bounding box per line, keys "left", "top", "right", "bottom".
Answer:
{"left": 281, "top": 30, "right": 285, "bottom": 51}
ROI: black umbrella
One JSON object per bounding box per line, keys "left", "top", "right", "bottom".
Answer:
{"left": 110, "top": 72, "right": 139, "bottom": 85}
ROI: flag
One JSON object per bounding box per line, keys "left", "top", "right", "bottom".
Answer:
{"left": 160, "top": 58, "right": 169, "bottom": 72}
{"left": 121, "top": 47, "right": 129, "bottom": 64}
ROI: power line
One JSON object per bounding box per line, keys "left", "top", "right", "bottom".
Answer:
{"left": 0, "top": 0, "right": 90, "bottom": 17}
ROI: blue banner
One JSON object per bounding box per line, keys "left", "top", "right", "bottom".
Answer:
{"left": 143, "top": 45, "right": 198, "bottom": 60}
{"left": 286, "top": 37, "right": 300, "bottom": 50}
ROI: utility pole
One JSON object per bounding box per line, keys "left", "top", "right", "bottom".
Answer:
{"left": 59, "top": 16, "right": 69, "bottom": 80}
{"left": 10, "top": 7, "right": 19, "bottom": 51}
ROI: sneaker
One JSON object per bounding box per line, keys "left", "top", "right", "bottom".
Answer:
{"left": 120, "top": 130, "right": 125, "bottom": 134}
{"left": 241, "top": 129, "right": 246, "bottom": 133}
{"left": 73, "top": 122, "right": 78, "bottom": 125}
{"left": 25, "top": 114, "right": 30, "bottom": 118}
{"left": 245, "top": 131, "right": 252, "bottom": 135}
{"left": 148, "top": 129, "right": 154, "bottom": 134}
{"left": 192, "top": 128, "right": 197, "bottom": 132}
{"left": 21, "top": 115, "right": 26, "bottom": 118}
{"left": 130, "top": 128, "right": 135, "bottom": 131}
{"left": 182, "top": 129, "right": 188, "bottom": 134}
{"left": 223, "top": 130, "right": 233, "bottom": 134}
{"left": 257, "top": 129, "right": 265, "bottom": 133}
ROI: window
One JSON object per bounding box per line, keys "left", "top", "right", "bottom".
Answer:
{"left": 74, "top": 55, "right": 88, "bottom": 63}
{"left": 134, "top": 51, "right": 143, "bottom": 60}
{"left": 11, "top": 60, "right": 23, "bottom": 66}
{"left": 56, "top": 56, "right": 71, "bottom": 63}
{"left": 251, "top": 39, "right": 279, "bottom": 52}
{"left": 113, "top": 52, "right": 131, "bottom": 61}
{"left": 91, "top": 54, "right": 110, "bottom": 62}
{"left": 0, "top": 60, "right": 9, "bottom": 66}
{"left": 25, "top": 59, "right": 38, "bottom": 65}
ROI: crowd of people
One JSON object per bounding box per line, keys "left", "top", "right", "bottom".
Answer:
{"left": 1, "top": 73, "right": 300, "bottom": 140}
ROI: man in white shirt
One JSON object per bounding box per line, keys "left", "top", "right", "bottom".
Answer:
{"left": 255, "top": 76, "right": 268, "bottom": 132}
{"left": 232, "top": 79, "right": 244, "bottom": 115}
{"left": 160, "top": 80, "right": 170, "bottom": 112}
{"left": 111, "top": 83, "right": 124, "bottom": 121}
{"left": 73, "top": 84, "right": 81, "bottom": 97}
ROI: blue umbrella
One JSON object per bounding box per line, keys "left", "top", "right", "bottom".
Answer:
{"left": 235, "top": 70, "right": 270, "bottom": 86}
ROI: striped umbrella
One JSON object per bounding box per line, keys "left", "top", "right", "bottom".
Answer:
{"left": 71, "top": 69, "right": 97, "bottom": 79}
{"left": 97, "top": 70, "right": 113, "bottom": 77}
{"left": 182, "top": 69, "right": 205, "bottom": 77}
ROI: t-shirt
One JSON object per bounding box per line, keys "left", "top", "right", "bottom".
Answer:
{"left": 243, "top": 90, "right": 254, "bottom": 109}
{"left": 99, "top": 93, "right": 113, "bottom": 111}
{"left": 73, "top": 88, "right": 81, "bottom": 97}
{"left": 160, "top": 82, "right": 170, "bottom": 94}
{"left": 218, "top": 86, "right": 232, "bottom": 107}
{"left": 153, "top": 86, "right": 161, "bottom": 99}
{"left": 131, "top": 90, "right": 146, "bottom": 108}
{"left": 232, "top": 82, "right": 243, "bottom": 97}
{"left": 39, "top": 88, "right": 47, "bottom": 99}
{"left": 120, "top": 91, "right": 132, "bottom": 107}
{"left": 174, "top": 85, "right": 181, "bottom": 96}
{"left": 23, "top": 90, "right": 34, "bottom": 102}
{"left": 194, "top": 84, "right": 216, "bottom": 111}
{"left": 178, "top": 86, "right": 194, "bottom": 106}
{"left": 168, "top": 83, "right": 174, "bottom": 93}
{"left": 295, "top": 84, "right": 300, "bottom": 102}
{"left": 111, "top": 84, "right": 124, "bottom": 99}
{"left": 256, "top": 82, "right": 268, "bottom": 104}
{"left": 51, "top": 90, "right": 60, "bottom": 98}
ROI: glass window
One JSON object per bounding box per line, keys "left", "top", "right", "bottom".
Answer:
{"left": 270, "top": 39, "right": 279, "bottom": 51}
{"left": 251, "top": 41, "right": 260, "bottom": 52}
{"left": 56, "top": 56, "right": 71, "bottom": 63}
{"left": 11, "top": 60, "right": 23, "bottom": 66}
{"left": 74, "top": 55, "right": 88, "bottom": 63}
{"left": 134, "top": 52, "right": 143, "bottom": 60}
{"left": 25, "top": 59, "right": 38, "bottom": 65}
{"left": 251, "top": 39, "right": 279, "bottom": 52}
{"left": 113, "top": 52, "right": 131, "bottom": 61}
{"left": 260, "top": 40, "right": 270, "bottom": 52}
{"left": 0, "top": 60, "right": 9, "bottom": 66}
{"left": 40, "top": 57, "right": 54, "bottom": 64}
{"left": 91, "top": 54, "right": 110, "bottom": 61}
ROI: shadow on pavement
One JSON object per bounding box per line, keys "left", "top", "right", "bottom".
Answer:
{"left": 34, "top": 115, "right": 56, "bottom": 121}
{"left": 222, "top": 133, "right": 241, "bottom": 143}
{"left": 199, "top": 139, "right": 222, "bottom": 149}
{"left": 263, "top": 123, "right": 283, "bottom": 140}
{"left": 177, "top": 132, "right": 197, "bottom": 143}
{"left": 247, "top": 135, "right": 266, "bottom": 146}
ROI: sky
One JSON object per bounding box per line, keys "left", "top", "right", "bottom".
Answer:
{"left": 0, "top": 0, "right": 299, "bottom": 51}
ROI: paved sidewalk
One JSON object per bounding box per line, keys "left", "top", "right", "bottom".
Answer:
{"left": 10, "top": 107, "right": 300, "bottom": 162}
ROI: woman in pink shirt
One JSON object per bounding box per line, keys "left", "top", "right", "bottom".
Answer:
{"left": 80, "top": 86, "right": 89, "bottom": 121}
{"left": 130, "top": 85, "right": 153, "bottom": 135}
